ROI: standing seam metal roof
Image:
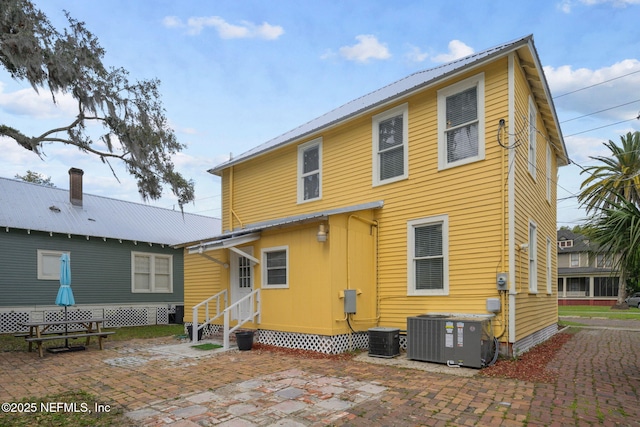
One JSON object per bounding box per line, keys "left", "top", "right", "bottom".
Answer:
{"left": 0, "top": 177, "right": 221, "bottom": 246}
{"left": 209, "top": 34, "right": 563, "bottom": 175}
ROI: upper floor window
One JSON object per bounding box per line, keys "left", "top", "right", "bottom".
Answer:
{"left": 298, "top": 139, "right": 322, "bottom": 203}
{"left": 438, "top": 73, "right": 485, "bottom": 170}
{"left": 558, "top": 240, "right": 573, "bottom": 248}
{"left": 546, "top": 143, "right": 552, "bottom": 202}
{"left": 372, "top": 104, "right": 408, "bottom": 186}
{"left": 596, "top": 254, "right": 613, "bottom": 268}
{"left": 132, "top": 252, "right": 173, "bottom": 293}
{"left": 528, "top": 96, "right": 537, "bottom": 179}
{"left": 407, "top": 215, "right": 449, "bottom": 296}
{"left": 570, "top": 252, "right": 579, "bottom": 268}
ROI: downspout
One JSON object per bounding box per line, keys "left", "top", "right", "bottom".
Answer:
{"left": 228, "top": 166, "right": 243, "bottom": 231}
{"left": 507, "top": 53, "right": 517, "bottom": 350}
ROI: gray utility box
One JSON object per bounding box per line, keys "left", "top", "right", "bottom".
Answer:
{"left": 368, "top": 327, "right": 400, "bottom": 358}
{"left": 407, "top": 314, "right": 493, "bottom": 369}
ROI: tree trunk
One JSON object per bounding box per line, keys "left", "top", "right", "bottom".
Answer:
{"left": 614, "top": 268, "right": 628, "bottom": 308}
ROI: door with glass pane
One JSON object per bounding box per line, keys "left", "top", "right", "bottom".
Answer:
{"left": 230, "top": 247, "right": 254, "bottom": 320}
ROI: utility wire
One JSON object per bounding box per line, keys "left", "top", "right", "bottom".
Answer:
{"left": 560, "top": 99, "right": 640, "bottom": 123}
{"left": 553, "top": 69, "right": 640, "bottom": 98}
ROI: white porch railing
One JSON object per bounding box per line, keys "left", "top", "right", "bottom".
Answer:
{"left": 191, "top": 290, "right": 227, "bottom": 344}
{"left": 191, "top": 288, "right": 261, "bottom": 349}
{"left": 223, "top": 289, "right": 261, "bottom": 350}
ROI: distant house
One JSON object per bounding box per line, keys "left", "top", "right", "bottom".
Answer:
{"left": 0, "top": 169, "right": 220, "bottom": 333}
{"left": 182, "top": 35, "right": 569, "bottom": 357}
{"left": 557, "top": 229, "right": 620, "bottom": 306}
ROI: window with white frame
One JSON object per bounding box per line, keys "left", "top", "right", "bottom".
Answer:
{"left": 546, "top": 237, "right": 552, "bottom": 294}
{"left": 132, "top": 252, "right": 173, "bottom": 293}
{"left": 529, "top": 221, "right": 538, "bottom": 293}
{"left": 438, "top": 73, "right": 485, "bottom": 170}
{"left": 528, "top": 96, "right": 537, "bottom": 179}
{"left": 262, "top": 246, "right": 288, "bottom": 288}
{"left": 408, "top": 215, "right": 448, "bottom": 295}
{"left": 546, "top": 143, "right": 552, "bottom": 202}
{"left": 298, "top": 139, "right": 322, "bottom": 203}
{"left": 372, "top": 104, "right": 408, "bottom": 186}
{"left": 570, "top": 252, "right": 580, "bottom": 267}
{"left": 596, "top": 254, "right": 613, "bottom": 268}
{"left": 37, "top": 249, "right": 69, "bottom": 280}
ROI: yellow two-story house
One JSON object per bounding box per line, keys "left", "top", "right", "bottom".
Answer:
{"left": 182, "top": 34, "right": 569, "bottom": 358}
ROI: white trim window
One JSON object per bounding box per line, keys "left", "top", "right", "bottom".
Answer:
{"left": 37, "top": 249, "right": 69, "bottom": 280}
{"left": 262, "top": 246, "right": 289, "bottom": 288}
{"left": 546, "top": 143, "right": 552, "bottom": 202}
{"left": 528, "top": 96, "right": 537, "bottom": 179}
{"left": 546, "top": 237, "right": 552, "bottom": 294}
{"left": 132, "top": 252, "right": 173, "bottom": 293}
{"left": 297, "top": 139, "right": 322, "bottom": 203}
{"left": 570, "top": 252, "right": 580, "bottom": 268}
{"left": 438, "top": 73, "right": 485, "bottom": 170}
{"left": 408, "top": 215, "right": 449, "bottom": 295}
{"left": 372, "top": 103, "right": 408, "bottom": 186}
{"left": 529, "top": 221, "right": 538, "bottom": 293}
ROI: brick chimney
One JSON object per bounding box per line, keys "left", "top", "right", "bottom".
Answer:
{"left": 68, "top": 168, "right": 84, "bottom": 207}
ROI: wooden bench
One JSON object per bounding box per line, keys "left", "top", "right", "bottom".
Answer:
{"left": 25, "top": 331, "right": 115, "bottom": 357}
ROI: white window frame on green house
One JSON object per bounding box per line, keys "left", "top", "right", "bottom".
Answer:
{"left": 297, "top": 138, "right": 322, "bottom": 203}
{"left": 407, "top": 214, "right": 449, "bottom": 296}
{"left": 372, "top": 103, "right": 408, "bottom": 186}
{"left": 261, "top": 246, "right": 289, "bottom": 289}
{"left": 529, "top": 221, "right": 538, "bottom": 293}
{"left": 437, "top": 73, "right": 485, "bottom": 170}
{"left": 37, "top": 249, "right": 69, "bottom": 280}
{"left": 528, "top": 96, "right": 537, "bottom": 180}
{"left": 131, "top": 252, "right": 173, "bottom": 293}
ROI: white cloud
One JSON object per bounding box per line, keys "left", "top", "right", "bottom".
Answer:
{"left": 432, "top": 40, "right": 474, "bottom": 63}
{"left": 338, "top": 35, "right": 391, "bottom": 63}
{"left": 544, "top": 59, "right": 640, "bottom": 121}
{"left": 0, "top": 82, "right": 76, "bottom": 119}
{"left": 558, "top": 0, "right": 640, "bottom": 13}
{"left": 405, "top": 45, "right": 429, "bottom": 63}
{"left": 163, "top": 15, "right": 284, "bottom": 40}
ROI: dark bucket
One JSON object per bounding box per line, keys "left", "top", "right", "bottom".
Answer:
{"left": 187, "top": 325, "right": 203, "bottom": 341}
{"left": 235, "top": 331, "right": 254, "bottom": 351}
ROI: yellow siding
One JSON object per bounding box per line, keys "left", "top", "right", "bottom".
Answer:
{"left": 191, "top": 49, "right": 563, "bottom": 349}
{"left": 512, "top": 55, "right": 558, "bottom": 342}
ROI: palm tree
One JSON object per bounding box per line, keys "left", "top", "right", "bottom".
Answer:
{"left": 579, "top": 131, "right": 640, "bottom": 306}
{"left": 578, "top": 131, "right": 640, "bottom": 213}
{"left": 585, "top": 198, "right": 640, "bottom": 306}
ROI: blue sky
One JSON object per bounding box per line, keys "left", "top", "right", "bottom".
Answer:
{"left": 1, "top": 0, "right": 640, "bottom": 228}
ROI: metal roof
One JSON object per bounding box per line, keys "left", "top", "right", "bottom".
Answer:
{"left": 186, "top": 200, "right": 384, "bottom": 252}
{"left": 0, "top": 177, "right": 221, "bottom": 246}
{"left": 209, "top": 34, "right": 567, "bottom": 175}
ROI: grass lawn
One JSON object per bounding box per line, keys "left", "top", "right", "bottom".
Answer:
{"left": 559, "top": 305, "right": 640, "bottom": 320}
{"left": 0, "top": 324, "right": 186, "bottom": 427}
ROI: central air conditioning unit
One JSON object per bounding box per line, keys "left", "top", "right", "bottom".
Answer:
{"left": 407, "top": 314, "right": 494, "bottom": 369}
{"left": 368, "top": 327, "right": 400, "bottom": 358}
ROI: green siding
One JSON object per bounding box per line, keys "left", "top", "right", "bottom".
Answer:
{"left": 0, "top": 229, "right": 184, "bottom": 306}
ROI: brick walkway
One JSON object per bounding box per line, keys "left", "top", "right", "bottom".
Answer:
{"left": 1, "top": 320, "right": 640, "bottom": 426}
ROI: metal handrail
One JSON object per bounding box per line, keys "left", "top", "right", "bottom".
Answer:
{"left": 191, "top": 290, "right": 227, "bottom": 344}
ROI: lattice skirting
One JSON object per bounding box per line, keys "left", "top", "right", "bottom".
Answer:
{"left": 185, "top": 324, "right": 408, "bottom": 354}
{"left": 0, "top": 304, "right": 174, "bottom": 333}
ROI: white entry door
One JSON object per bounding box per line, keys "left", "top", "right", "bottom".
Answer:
{"left": 230, "top": 247, "right": 254, "bottom": 320}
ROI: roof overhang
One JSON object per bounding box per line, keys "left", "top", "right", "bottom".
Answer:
{"left": 185, "top": 200, "right": 384, "bottom": 253}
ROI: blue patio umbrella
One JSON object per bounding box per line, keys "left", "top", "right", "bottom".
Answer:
{"left": 55, "top": 253, "right": 75, "bottom": 349}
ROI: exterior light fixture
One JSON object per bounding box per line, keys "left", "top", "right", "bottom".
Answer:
{"left": 317, "top": 223, "right": 328, "bottom": 242}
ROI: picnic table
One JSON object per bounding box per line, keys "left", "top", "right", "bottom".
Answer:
{"left": 18, "top": 318, "right": 115, "bottom": 357}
